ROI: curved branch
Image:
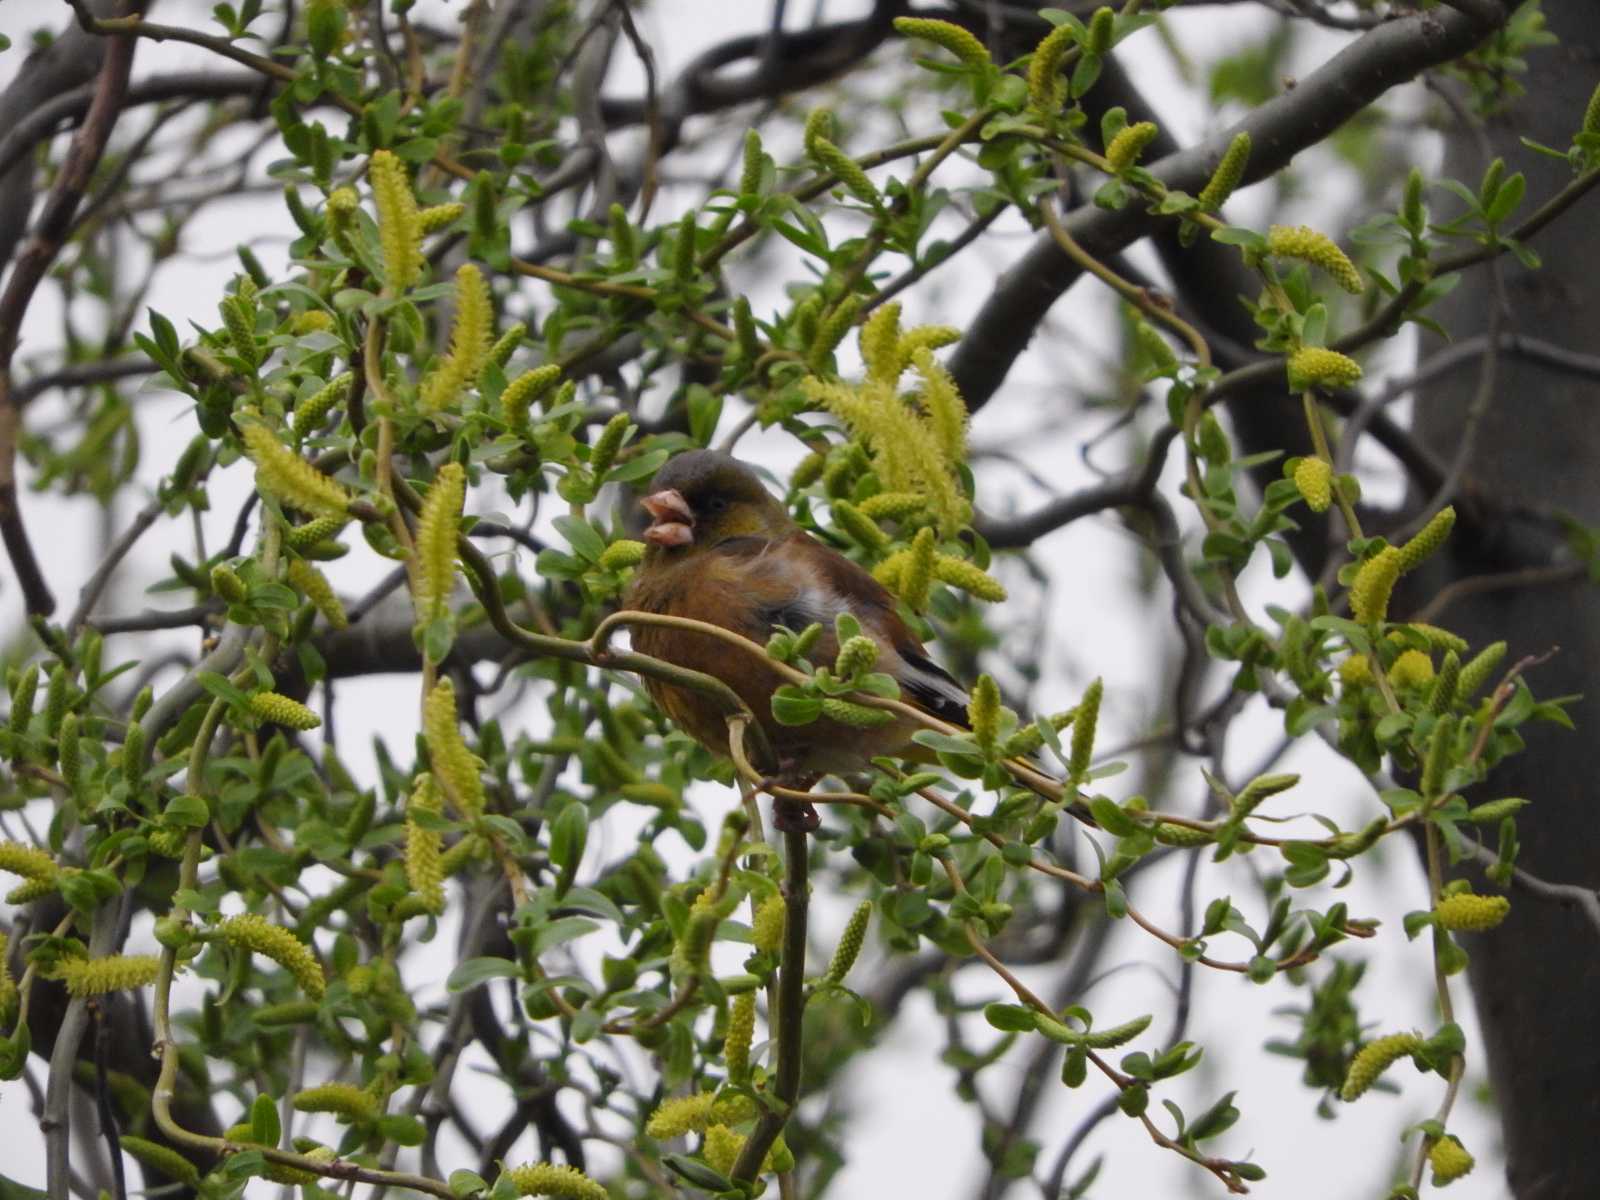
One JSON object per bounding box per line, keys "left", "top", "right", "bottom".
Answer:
{"left": 949, "top": 0, "right": 1517, "bottom": 412}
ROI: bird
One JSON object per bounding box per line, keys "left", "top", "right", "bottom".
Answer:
{"left": 624, "top": 450, "right": 970, "bottom": 826}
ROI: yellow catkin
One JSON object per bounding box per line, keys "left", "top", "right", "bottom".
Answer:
{"left": 860, "top": 302, "right": 902, "bottom": 383}
{"left": 809, "top": 139, "right": 881, "bottom": 210}
{"left": 414, "top": 462, "right": 466, "bottom": 625}
{"left": 702, "top": 1124, "right": 743, "bottom": 1177}
{"left": 646, "top": 1092, "right": 718, "bottom": 1139}
{"left": 911, "top": 348, "right": 968, "bottom": 467}
{"left": 118, "top": 1136, "right": 200, "bottom": 1187}
{"left": 1397, "top": 505, "right": 1456, "bottom": 572}
{"left": 1153, "top": 822, "right": 1213, "bottom": 847}
{"left": 286, "top": 515, "right": 347, "bottom": 548}
{"left": 931, "top": 554, "right": 1006, "bottom": 602}
{"left": 501, "top": 363, "right": 563, "bottom": 436}
{"left": 249, "top": 692, "right": 322, "bottom": 731}
{"left": 1288, "top": 346, "right": 1363, "bottom": 390}
{"left": 1429, "top": 1136, "right": 1475, "bottom": 1185}
{"left": 417, "top": 201, "right": 465, "bottom": 234}
{"left": 1434, "top": 892, "right": 1510, "bottom": 932}
{"left": 1457, "top": 641, "right": 1506, "bottom": 699}
{"left": 289, "top": 309, "right": 335, "bottom": 336}
{"left": 0, "top": 933, "right": 16, "bottom": 1022}
{"left": 487, "top": 321, "right": 527, "bottom": 372}
{"left": 1266, "top": 224, "right": 1364, "bottom": 294}
{"left": 1406, "top": 622, "right": 1470, "bottom": 656}
{"left": 724, "top": 991, "right": 756, "bottom": 1081}
{"left": 900, "top": 528, "right": 937, "bottom": 611}
{"left": 599, "top": 540, "right": 646, "bottom": 571}
{"left": 420, "top": 264, "right": 493, "bottom": 413}
{"left": 292, "top": 373, "right": 353, "bottom": 440}
{"left": 857, "top": 491, "right": 925, "bottom": 521}
{"left": 752, "top": 895, "right": 785, "bottom": 954}
{"left": 896, "top": 326, "right": 962, "bottom": 374}
{"left": 370, "top": 149, "right": 422, "bottom": 291}
{"left": 892, "top": 17, "right": 991, "bottom": 70}
{"left": 826, "top": 901, "right": 871, "bottom": 983}
{"left": 1069, "top": 679, "right": 1103, "bottom": 781}
{"left": 406, "top": 774, "right": 446, "bottom": 915}
{"left": 834, "top": 635, "right": 879, "bottom": 679}
{"left": 1338, "top": 654, "right": 1372, "bottom": 689}
{"left": 218, "top": 913, "right": 326, "bottom": 999}
{"left": 804, "top": 375, "right": 969, "bottom": 534}
{"left": 422, "top": 679, "right": 485, "bottom": 817}
{"left": 292, "top": 1083, "right": 380, "bottom": 1123}
{"left": 241, "top": 423, "right": 350, "bottom": 518}
{"left": 1002, "top": 708, "right": 1076, "bottom": 758}
{"left": 1349, "top": 546, "right": 1403, "bottom": 625}
{"left": 288, "top": 559, "right": 348, "bottom": 630}
{"left": 0, "top": 840, "right": 59, "bottom": 882}
{"left": 1197, "top": 132, "right": 1251, "bottom": 211}
{"left": 1106, "top": 122, "right": 1159, "bottom": 172}
{"left": 969, "top": 674, "right": 1002, "bottom": 753}
{"left": 1340, "top": 1032, "right": 1421, "bottom": 1101}
{"left": 832, "top": 500, "right": 889, "bottom": 551}
{"left": 588, "top": 413, "right": 631, "bottom": 480}
{"left": 802, "top": 108, "right": 834, "bottom": 157}
{"left": 52, "top": 954, "right": 162, "bottom": 997}
{"left": 220, "top": 295, "right": 259, "bottom": 369}
{"left": 7, "top": 877, "right": 58, "bottom": 904}
{"left": 1027, "top": 23, "right": 1075, "bottom": 113}
{"left": 1387, "top": 649, "right": 1435, "bottom": 689}
{"left": 325, "top": 186, "right": 359, "bottom": 252}
{"left": 504, "top": 1163, "right": 608, "bottom": 1200}
{"left": 1294, "top": 457, "right": 1333, "bottom": 513}
{"left": 819, "top": 698, "right": 895, "bottom": 728}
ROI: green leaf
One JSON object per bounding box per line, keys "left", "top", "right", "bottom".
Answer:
{"left": 162, "top": 793, "right": 211, "bottom": 828}
{"left": 552, "top": 514, "right": 606, "bottom": 563}
{"left": 662, "top": 1155, "right": 733, "bottom": 1191}
{"left": 448, "top": 1171, "right": 487, "bottom": 1198}
{"left": 530, "top": 916, "right": 600, "bottom": 955}
{"left": 771, "top": 686, "right": 822, "bottom": 725}
{"left": 250, "top": 1092, "right": 280, "bottom": 1147}
{"left": 377, "top": 1114, "right": 425, "bottom": 1145}
{"left": 445, "top": 956, "right": 519, "bottom": 993}
{"left": 196, "top": 670, "right": 253, "bottom": 709}
{"left": 983, "top": 1002, "right": 1037, "bottom": 1032}
{"left": 1089, "top": 796, "right": 1137, "bottom": 837}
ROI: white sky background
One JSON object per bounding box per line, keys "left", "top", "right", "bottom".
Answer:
{"left": 0, "top": 1, "right": 1511, "bottom": 1197}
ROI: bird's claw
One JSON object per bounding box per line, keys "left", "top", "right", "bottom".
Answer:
{"left": 771, "top": 796, "right": 821, "bottom": 833}
{"left": 760, "top": 758, "right": 821, "bottom": 833}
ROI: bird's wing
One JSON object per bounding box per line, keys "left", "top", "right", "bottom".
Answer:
{"left": 736, "top": 531, "right": 972, "bottom": 728}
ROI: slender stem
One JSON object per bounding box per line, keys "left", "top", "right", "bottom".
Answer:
{"left": 730, "top": 828, "right": 809, "bottom": 1184}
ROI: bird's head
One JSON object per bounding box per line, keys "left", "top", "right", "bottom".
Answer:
{"left": 640, "top": 450, "right": 792, "bottom": 552}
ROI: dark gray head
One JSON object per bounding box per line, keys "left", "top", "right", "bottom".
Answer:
{"left": 639, "top": 450, "right": 790, "bottom": 549}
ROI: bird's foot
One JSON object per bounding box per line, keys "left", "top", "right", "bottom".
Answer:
{"left": 760, "top": 759, "right": 821, "bottom": 833}
{"left": 771, "top": 796, "right": 821, "bottom": 833}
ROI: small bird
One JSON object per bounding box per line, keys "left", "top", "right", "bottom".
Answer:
{"left": 625, "top": 450, "right": 969, "bottom": 823}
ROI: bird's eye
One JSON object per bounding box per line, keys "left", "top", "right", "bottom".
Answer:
{"left": 705, "top": 496, "right": 727, "bottom": 513}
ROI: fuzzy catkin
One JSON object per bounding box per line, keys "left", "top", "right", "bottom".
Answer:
{"left": 241, "top": 424, "right": 350, "bottom": 518}
{"left": 370, "top": 149, "right": 422, "bottom": 291}
{"left": 422, "top": 679, "right": 486, "bottom": 817}
{"left": 1340, "top": 1032, "right": 1421, "bottom": 1101}
{"left": 218, "top": 913, "right": 326, "bottom": 998}
{"left": 414, "top": 462, "right": 466, "bottom": 625}
{"left": 52, "top": 954, "right": 162, "bottom": 996}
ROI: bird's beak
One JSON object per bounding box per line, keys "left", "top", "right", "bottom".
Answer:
{"left": 641, "top": 488, "right": 694, "bottom": 546}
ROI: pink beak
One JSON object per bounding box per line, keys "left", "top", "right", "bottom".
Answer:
{"left": 641, "top": 488, "right": 694, "bottom": 546}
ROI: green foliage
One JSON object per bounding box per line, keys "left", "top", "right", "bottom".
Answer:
{"left": 0, "top": 3, "right": 1588, "bottom": 1198}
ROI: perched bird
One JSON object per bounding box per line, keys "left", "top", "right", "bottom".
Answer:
{"left": 625, "top": 450, "right": 969, "bottom": 818}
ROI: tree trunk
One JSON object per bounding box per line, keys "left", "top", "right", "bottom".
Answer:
{"left": 1408, "top": 6, "right": 1600, "bottom": 1196}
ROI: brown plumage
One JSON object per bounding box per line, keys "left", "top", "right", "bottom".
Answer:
{"left": 625, "top": 450, "right": 969, "bottom": 787}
